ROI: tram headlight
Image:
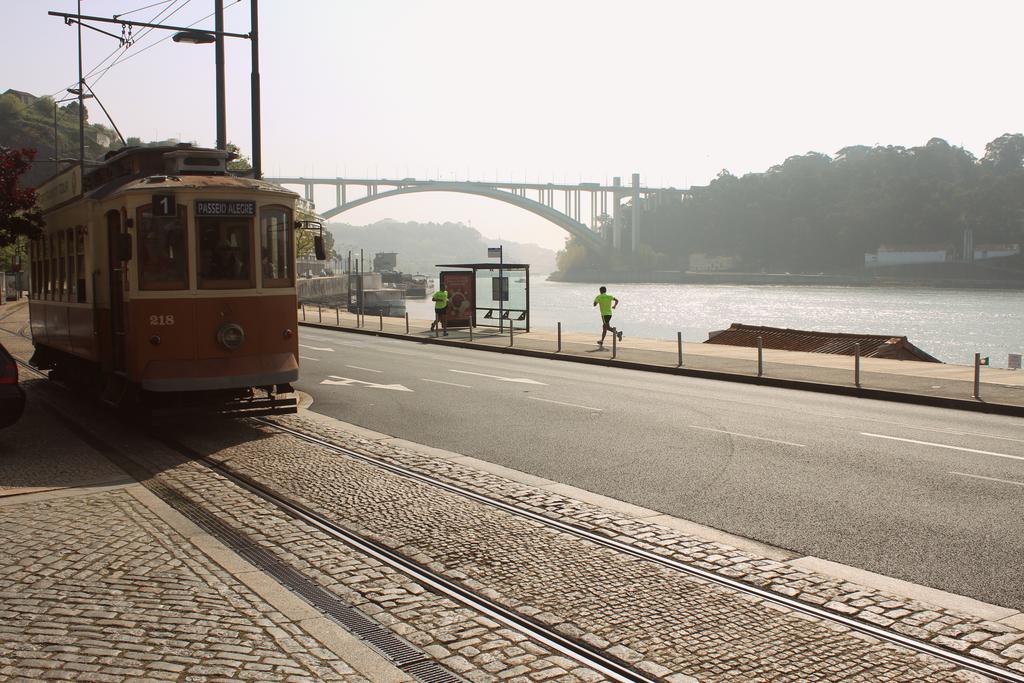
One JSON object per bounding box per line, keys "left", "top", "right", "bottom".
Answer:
{"left": 216, "top": 323, "right": 246, "bottom": 350}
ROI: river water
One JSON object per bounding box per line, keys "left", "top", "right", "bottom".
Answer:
{"left": 406, "top": 279, "right": 1024, "bottom": 367}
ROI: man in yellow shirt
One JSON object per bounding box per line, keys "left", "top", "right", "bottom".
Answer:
{"left": 593, "top": 286, "right": 623, "bottom": 348}
{"left": 430, "top": 287, "right": 449, "bottom": 335}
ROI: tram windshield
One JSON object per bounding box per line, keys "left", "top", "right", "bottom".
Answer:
{"left": 260, "top": 205, "right": 293, "bottom": 287}
{"left": 138, "top": 206, "right": 188, "bottom": 290}
{"left": 197, "top": 218, "right": 254, "bottom": 288}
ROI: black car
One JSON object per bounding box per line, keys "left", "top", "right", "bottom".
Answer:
{"left": 0, "top": 342, "right": 25, "bottom": 428}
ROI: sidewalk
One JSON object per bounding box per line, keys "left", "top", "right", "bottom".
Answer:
{"left": 300, "top": 305, "right": 1024, "bottom": 416}
{"left": 0, "top": 345, "right": 406, "bottom": 681}
{"left": 2, "top": 300, "right": 1023, "bottom": 680}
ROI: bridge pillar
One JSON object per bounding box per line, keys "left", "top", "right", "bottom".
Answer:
{"left": 612, "top": 177, "right": 622, "bottom": 249}
{"left": 631, "top": 173, "right": 640, "bottom": 252}
{"left": 335, "top": 183, "right": 341, "bottom": 208}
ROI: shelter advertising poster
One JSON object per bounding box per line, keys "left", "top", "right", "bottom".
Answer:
{"left": 440, "top": 271, "right": 474, "bottom": 327}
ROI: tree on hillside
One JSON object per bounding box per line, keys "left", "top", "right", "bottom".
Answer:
{"left": 0, "top": 147, "right": 44, "bottom": 247}
{"left": 981, "top": 133, "right": 1024, "bottom": 175}
{"left": 225, "top": 142, "right": 252, "bottom": 172}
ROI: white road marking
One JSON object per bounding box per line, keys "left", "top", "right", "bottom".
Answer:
{"left": 421, "top": 379, "right": 472, "bottom": 388}
{"left": 861, "top": 433, "right": 1024, "bottom": 462}
{"left": 689, "top": 425, "right": 806, "bottom": 447}
{"left": 299, "top": 344, "right": 335, "bottom": 352}
{"left": 346, "top": 365, "right": 382, "bottom": 373}
{"left": 526, "top": 396, "right": 602, "bottom": 411}
{"left": 321, "top": 376, "right": 413, "bottom": 392}
{"left": 299, "top": 356, "right": 319, "bottom": 361}
{"left": 450, "top": 370, "right": 547, "bottom": 385}
{"left": 950, "top": 471, "right": 1024, "bottom": 488}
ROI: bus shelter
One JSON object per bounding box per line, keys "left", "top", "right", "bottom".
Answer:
{"left": 436, "top": 263, "right": 530, "bottom": 332}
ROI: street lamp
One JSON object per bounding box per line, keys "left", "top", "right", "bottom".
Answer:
{"left": 49, "top": 0, "right": 263, "bottom": 178}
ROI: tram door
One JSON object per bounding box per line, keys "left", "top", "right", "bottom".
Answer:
{"left": 106, "top": 210, "right": 127, "bottom": 373}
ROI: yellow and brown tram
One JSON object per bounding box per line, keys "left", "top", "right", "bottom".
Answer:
{"left": 29, "top": 144, "right": 304, "bottom": 417}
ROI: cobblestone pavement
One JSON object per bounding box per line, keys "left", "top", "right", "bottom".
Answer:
{"left": 172, "top": 412, "right": 1006, "bottom": 681}
{"left": 0, "top": 487, "right": 373, "bottom": 682}
{"left": 22, "top": 381, "right": 608, "bottom": 683}
{"left": 3, "top": 304, "right": 1021, "bottom": 681}
{"left": 263, "top": 412, "right": 1024, "bottom": 676}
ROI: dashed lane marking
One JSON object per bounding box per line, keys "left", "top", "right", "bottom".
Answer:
{"left": 421, "top": 379, "right": 472, "bottom": 388}
{"left": 526, "top": 396, "right": 603, "bottom": 411}
{"left": 449, "top": 370, "right": 547, "bottom": 385}
{"left": 861, "top": 432, "right": 1024, "bottom": 462}
{"left": 950, "top": 471, "right": 1024, "bottom": 488}
{"left": 689, "top": 425, "right": 807, "bottom": 448}
{"left": 299, "top": 356, "right": 320, "bottom": 361}
{"left": 346, "top": 365, "right": 382, "bottom": 373}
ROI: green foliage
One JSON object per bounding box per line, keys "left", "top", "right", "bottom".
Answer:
{"left": 225, "top": 142, "right": 252, "bottom": 171}
{"left": 0, "top": 90, "right": 121, "bottom": 187}
{"left": 592, "top": 135, "right": 1024, "bottom": 276}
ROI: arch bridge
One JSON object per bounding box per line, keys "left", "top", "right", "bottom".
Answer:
{"left": 265, "top": 174, "right": 689, "bottom": 252}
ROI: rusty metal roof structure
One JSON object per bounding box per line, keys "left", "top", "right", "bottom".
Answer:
{"left": 705, "top": 323, "right": 941, "bottom": 362}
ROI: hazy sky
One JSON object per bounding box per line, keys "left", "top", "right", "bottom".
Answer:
{"left": 4, "top": 0, "right": 1023, "bottom": 250}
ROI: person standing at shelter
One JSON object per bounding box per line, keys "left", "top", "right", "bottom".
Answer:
{"left": 431, "top": 287, "right": 449, "bottom": 335}
{"left": 593, "top": 286, "right": 623, "bottom": 348}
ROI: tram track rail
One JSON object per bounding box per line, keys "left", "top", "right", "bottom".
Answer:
{"left": 251, "top": 416, "right": 1024, "bottom": 683}
{"left": 6, "top": 320, "right": 1023, "bottom": 681}
{"left": 5, "top": 342, "right": 653, "bottom": 682}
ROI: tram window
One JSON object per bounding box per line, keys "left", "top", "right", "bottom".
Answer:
{"left": 50, "top": 237, "right": 57, "bottom": 299}
{"left": 197, "top": 217, "right": 253, "bottom": 289}
{"left": 259, "top": 206, "right": 293, "bottom": 288}
{"left": 65, "top": 228, "right": 75, "bottom": 302}
{"left": 137, "top": 205, "right": 187, "bottom": 290}
{"left": 76, "top": 227, "right": 86, "bottom": 303}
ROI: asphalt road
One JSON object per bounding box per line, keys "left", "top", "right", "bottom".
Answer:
{"left": 295, "top": 326, "right": 1024, "bottom": 611}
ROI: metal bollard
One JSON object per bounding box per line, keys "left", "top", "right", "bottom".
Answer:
{"left": 336, "top": 306, "right": 340, "bottom": 326}
{"left": 854, "top": 342, "right": 861, "bottom": 388}
{"left": 301, "top": 303, "right": 306, "bottom": 321}
{"left": 318, "top": 305, "right": 322, "bottom": 323}
{"left": 557, "top": 322, "right": 562, "bottom": 353}
{"left": 677, "top": 331, "right": 683, "bottom": 367}
{"left": 379, "top": 313, "right": 383, "bottom": 331}
{"left": 757, "top": 336, "right": 763, "bottom": 377}
{"left": 405, "top": 312, "right": 409, "bottom": 334}
{"left": 509, "top": 320, "right": 514, "bottom": 347}
{"left": 974, "top": 352, "right": 981, "bottom": 399}
{"left": 360, "top": 305, "right": 364, "bottom": 328}
{"left": 469, "top": 323, "right": 473, "bottom": 341}
{"left": 612, "top": 330, "right": 617, "bottom": 359}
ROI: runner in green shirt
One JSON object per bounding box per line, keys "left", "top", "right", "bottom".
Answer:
{"left": 430, "top": 288, "right": 449, "bottom": 335}
{"left": 593, "top": 286, "right": 623, "bottom": 348}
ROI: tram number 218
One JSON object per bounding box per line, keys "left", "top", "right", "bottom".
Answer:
{"left": 149, "top": 315, "right": 175, "bottom": 326}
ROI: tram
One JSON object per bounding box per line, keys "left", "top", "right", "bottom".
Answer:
{"left": 28, "top": 144, "right": 309, "bottom": 417}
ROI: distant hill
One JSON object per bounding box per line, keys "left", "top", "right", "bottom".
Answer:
{"left": 0, "top": 88, "right": 123, "bottom": 187}
{"left": 328, "top": 219, "right": 558, "bottom": 275}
